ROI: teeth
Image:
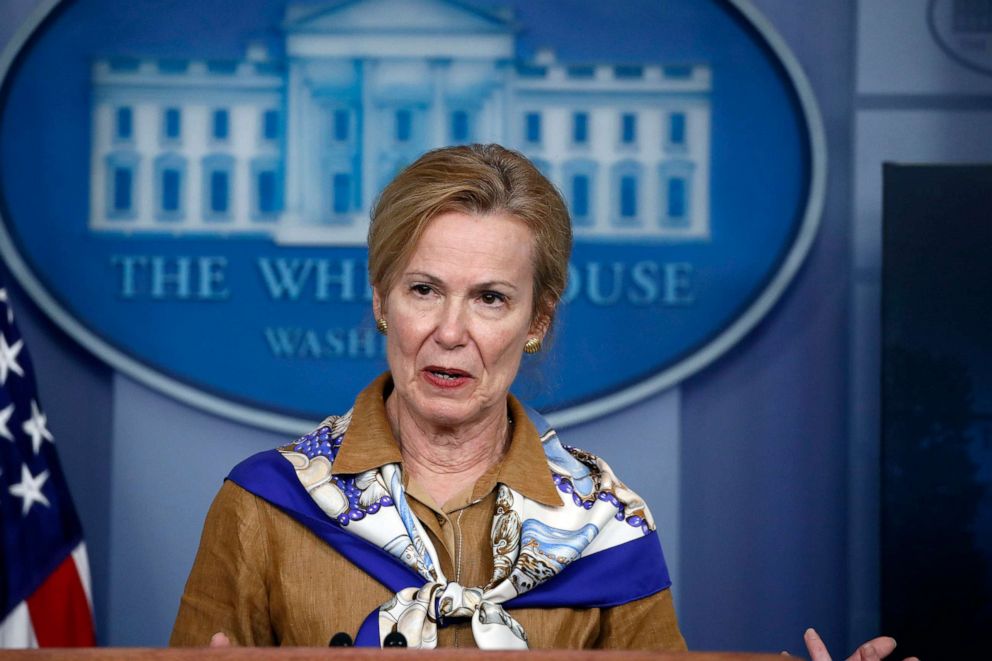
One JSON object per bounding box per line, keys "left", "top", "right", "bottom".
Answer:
{"left": 432, "top": 370, "right": 458, "bottom": 379}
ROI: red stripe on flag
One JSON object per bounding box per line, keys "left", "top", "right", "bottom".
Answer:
{"left": 26, "top": 554, "right": 96, "bottom": 646}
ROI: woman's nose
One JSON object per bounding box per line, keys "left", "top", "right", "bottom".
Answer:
{"left": 433, "top": 300, "right": 468, "bottom": 348}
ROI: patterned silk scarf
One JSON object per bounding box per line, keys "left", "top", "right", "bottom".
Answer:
{"left": 271, "top": 402, "right": 662, "bottom": 650}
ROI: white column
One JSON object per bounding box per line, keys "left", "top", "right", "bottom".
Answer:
{"left": 430, "top": 59, "right": 449, "bottom": 148}
{"left": 361, "top": 58, "right": 379, "bottom": 212}
{"left": 284, "top": 61, "right": 305, "bottom": 225}
{"left": 496, "top": 61, "right": 511, "bottom": 144}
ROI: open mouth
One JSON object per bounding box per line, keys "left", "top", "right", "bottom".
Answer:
{"left": 424, "top": 367, "right": 470, "bottom": 382}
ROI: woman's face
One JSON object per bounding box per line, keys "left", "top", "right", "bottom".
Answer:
{"left": 375, "top": 211, "right": 545, "bottom": 431}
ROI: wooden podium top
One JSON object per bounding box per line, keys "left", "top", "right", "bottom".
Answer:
{"left": 0, "top": 649, "right": 794, "bottom": 661}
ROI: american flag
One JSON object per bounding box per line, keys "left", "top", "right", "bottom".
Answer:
{"left": 0, "top": 283, "right": 95, "bottom": 647}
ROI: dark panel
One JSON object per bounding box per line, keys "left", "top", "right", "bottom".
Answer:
{"left": 881, "top": 164, "right": 992, "bottom": 659}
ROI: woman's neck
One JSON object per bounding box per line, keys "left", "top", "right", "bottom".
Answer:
{"left": 385, "top": 395, "right": 510, "bottom": 509}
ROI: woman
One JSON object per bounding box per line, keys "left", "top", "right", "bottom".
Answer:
{"left": 171, "top": 143, "right": 685, "bottom": 649}
{"left": 171, "top": 144, "right": 911, "bottom": 659}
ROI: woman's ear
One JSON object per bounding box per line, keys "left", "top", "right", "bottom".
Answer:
{"left": 372, "top": 287, "right": 384, "bottom": 319}
{"left": 529, "top": 307, "right": 553, "bottom": 341}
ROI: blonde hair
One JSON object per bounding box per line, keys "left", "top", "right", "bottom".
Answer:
{"left": 368, "top": 144, "right": 572, "bottom": 322}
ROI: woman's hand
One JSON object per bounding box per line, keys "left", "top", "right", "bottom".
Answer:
{"left": 803, "top": 627, "right": 919, "bottom": 661}
{"left": 209, "top": 632, "right": 232, "bottom": 647}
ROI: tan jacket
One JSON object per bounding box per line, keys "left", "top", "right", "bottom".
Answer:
{"left": 170, "top": 374, "right": 686, "bottom": 650}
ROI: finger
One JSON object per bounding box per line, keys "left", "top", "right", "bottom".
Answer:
{"left": 872, "top": 637, "right": 896, "bottom": 658}
{"left": 804, "top": 628, "right": 832, "bottom": 661}
{"left": 844, "top": 637, "right": 897, "bottom": 661}
{"left": 210, "top": 632, "right": 231, "bottom": 647}
{"left": 849, "top": 641, "right": 880, "bottom": 661}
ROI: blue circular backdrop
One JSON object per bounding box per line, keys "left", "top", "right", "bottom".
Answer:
{"left": 0, "top": 0, "right": 820, "bottom": 429}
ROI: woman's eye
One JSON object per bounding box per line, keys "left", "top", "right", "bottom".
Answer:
{"left": 411, "top": 284, "right": 433, "bottom": 296}
{"left": 480, "top": 291, "right": 506, "bottom": 306}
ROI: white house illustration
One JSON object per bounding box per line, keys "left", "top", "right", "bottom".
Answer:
{"left": 88, "top": 0, "right": 711, "bottom": 244}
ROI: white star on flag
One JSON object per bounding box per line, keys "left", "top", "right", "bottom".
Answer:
{"left": 8, "top": 463, "right": 51, "bottom": 516}
{"left": 0, "top": 288, "right": 13, "bottom": 323}
{"left": 0, "top": 402, "right": 14, "bottom": 441}
{"left": 0, "top": 332, "right": 24, "bottom": 385}
{"left": 22, "top": 399, "right": 54, "bottom": 454}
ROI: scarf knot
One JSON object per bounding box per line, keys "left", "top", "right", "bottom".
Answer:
{"left": 377, "top": 580, "right": 527, "bottom": 649}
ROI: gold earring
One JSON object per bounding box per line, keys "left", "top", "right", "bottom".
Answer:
{"left": 376, "top": 318, "right": 388, "bottom": 335}
{"left": 523, "top": 337, "right": 541, "bottom": 354}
